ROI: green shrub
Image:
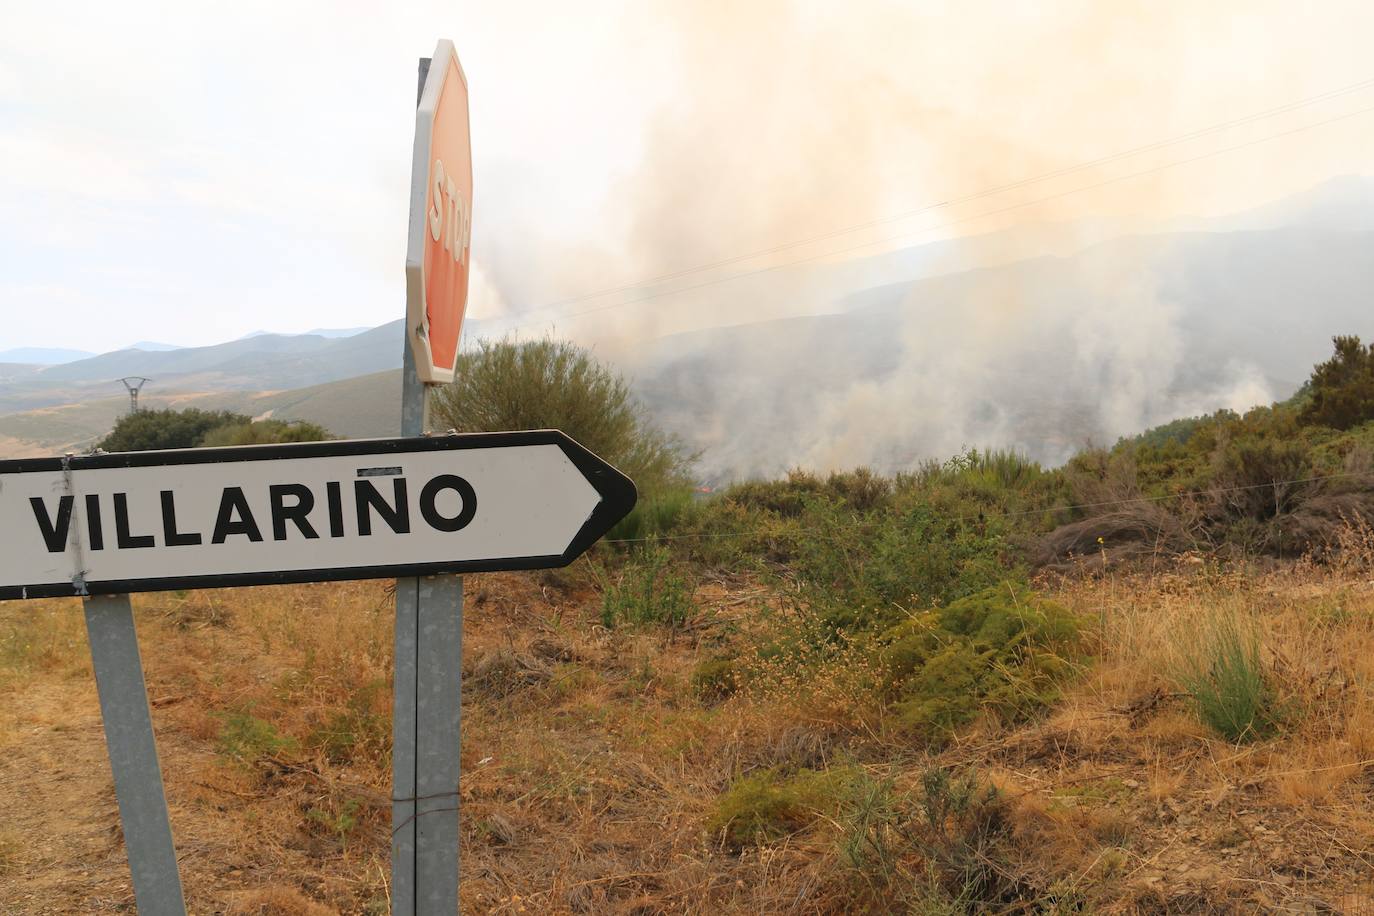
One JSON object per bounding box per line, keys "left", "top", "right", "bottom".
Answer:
{"left": 601, "top": 546, "right": 694, "bottom": 629}
{"left": 98, "top": 408, "right": 251, "bottom": 452}
{"left": 1119, "top": 414, "right": 1215, "bottom": 451}
{"left": 910, "top": 448, "right": 1073, "bottom": 528}
{"left": 910, "top": 767, "right": 1016, "bottom": 905}
{"left": 820, "top": 467, "right": 894, "bottom": 512}
{"left": 723, "top": 471, "right": 826, "bottom": 517}
{"left": 933, "top": 448, "right": 1043, "bottom": 492}
{"left": 1043, "top": 384, "right": 1374, "bottom": 557}
{"left": 835, "top": 773, "right": 900, "bottom": 880}
{"left": 305, "top": 679, "right": 389, "bottom": 765}
{"left": 707, "top": 766, "right": 861, "bottom": 850}
{"left": 199, "top": 418, "right": 333, "bottom": 446}
{"left": 1301, "top": 335, "right": 1374, "bottom": 431}
{"left": 218, "top": 710, "right": 296, "bottom": 763}
{"left": 1209, "top": 427, "right": 1314, "bottom": 522}
{"left": 708, "top": 761, "right": 1039, "bottom": 906}
{"left": 430, "top": 337, "right": 693, "bottom": 500}
{"left": 671, "top": 495, "right": 803, "bottom": 570}
{"left": 790, "top": 494, "right": 1012, "bottom": 636}
{"left": 1171, "top": 609, "right": 1279, "bottom": 741}
{"left": 304, "top": 796, "right": 366, "bottom": 849}
{"left": 725, "top": 467, "right": 892, "bottom": 517}
{"left": 880, "top": 584, "right": 1080, "bottom": 742}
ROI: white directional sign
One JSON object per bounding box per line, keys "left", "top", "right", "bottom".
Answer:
{"left": 0, "top": 431, "right": 636, "bottom": 600}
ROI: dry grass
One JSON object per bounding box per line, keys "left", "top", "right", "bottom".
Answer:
{"left": 2, "top": 553, "right": 1374, "bottom": 911}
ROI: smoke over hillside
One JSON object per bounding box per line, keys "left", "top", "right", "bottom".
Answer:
{"left": 463, "top": 2, "right": 1374, "bottom": 480}
{"left": 622, "top": 221, "right": 1374, "bottom": 482}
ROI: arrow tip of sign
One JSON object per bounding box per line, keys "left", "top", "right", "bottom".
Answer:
{"left": 549, "top": 432, "right": 637, "bottom": 558}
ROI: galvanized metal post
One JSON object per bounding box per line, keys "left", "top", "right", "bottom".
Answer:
{"left": 392, "top": 570, "right": 419, "bottom": 915}
{"left": 415, "top": 573, "right": 462, "bottom": 910}
{"left": 393, "top": 54, "right": 463, "bottom": 914}
{"left": 83, "top": 593, "right": 187, "bottom": 915}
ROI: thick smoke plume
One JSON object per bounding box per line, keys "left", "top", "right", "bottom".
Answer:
{"left": 472, "top": 1, "right": 1374, "bottom": 480}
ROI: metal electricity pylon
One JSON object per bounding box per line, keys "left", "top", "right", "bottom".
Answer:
{"left": 118, "top": 377, "right": 151, "bottom": 414}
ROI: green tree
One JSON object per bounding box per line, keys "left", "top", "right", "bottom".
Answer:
{"left": 199, "top": 418, "right": 333, "bottom": 447}
{"left": 97, "top": 408, "right": 251, "bottom": 452}
{"left": 1300, "top": 335, "right": 1374, "bottom": 430}
{"left": 429, "top": 338, "right": 693, "bottom": 497}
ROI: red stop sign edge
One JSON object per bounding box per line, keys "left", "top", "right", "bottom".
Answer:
{"left": 404, "top": 39, "right": 471, "bottom": 385}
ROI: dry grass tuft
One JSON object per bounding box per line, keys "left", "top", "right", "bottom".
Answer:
{"left": 224, "top": 886, "right": 339, "bottom": 916}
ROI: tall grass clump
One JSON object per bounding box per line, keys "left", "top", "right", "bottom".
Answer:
{"left": 1170, "top": 608, "right": 1279, "bottom": 741}
{"left": 217, "top": 709, "right": 297, "bottom": 764}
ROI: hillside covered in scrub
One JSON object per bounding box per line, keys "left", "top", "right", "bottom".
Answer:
{"left": 2, "top": 335, "right": 1374, "bottom": 912}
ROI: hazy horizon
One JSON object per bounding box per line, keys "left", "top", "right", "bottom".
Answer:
{"left": 7, "top": 1, "right": 1374, "bottom": 353}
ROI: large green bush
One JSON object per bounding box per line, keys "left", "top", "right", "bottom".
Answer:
{"left": 430, "top": 338, "right": 693, "bottom": 501}
{"left": 98, "top": 408, "right": 250, "bottom": 452}
{"left": 98, "top": 409, "right": 332, "bottom": 453}
{"left": 199, "top": 418, "right": 333, "bottom": 447}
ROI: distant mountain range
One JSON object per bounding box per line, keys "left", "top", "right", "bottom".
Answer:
{"left": 3, "top": 177, "right": 1374, "bottom": 476}
{"left": 0, "top": 324, "right": 406, "bottom": 415}
{"left": 236, "top": 327, "right": 371, "bottom": 342}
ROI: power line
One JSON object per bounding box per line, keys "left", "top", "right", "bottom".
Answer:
{"left": 604, "top": 469, "right": 1370, "bottom": 546}
{"left": 494, "top": 75, "right": 1374, "bottom": 328}
{"left": 490, "top": 99, "right": 1374, "bottom": 336}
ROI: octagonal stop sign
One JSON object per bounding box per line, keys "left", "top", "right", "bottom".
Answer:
{"left": 405, "top": 40, "right": 472, "bottom": 384}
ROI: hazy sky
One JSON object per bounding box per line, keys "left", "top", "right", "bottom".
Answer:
{"left": 4, "top": 0, "right": 1374, "bottom": 353}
